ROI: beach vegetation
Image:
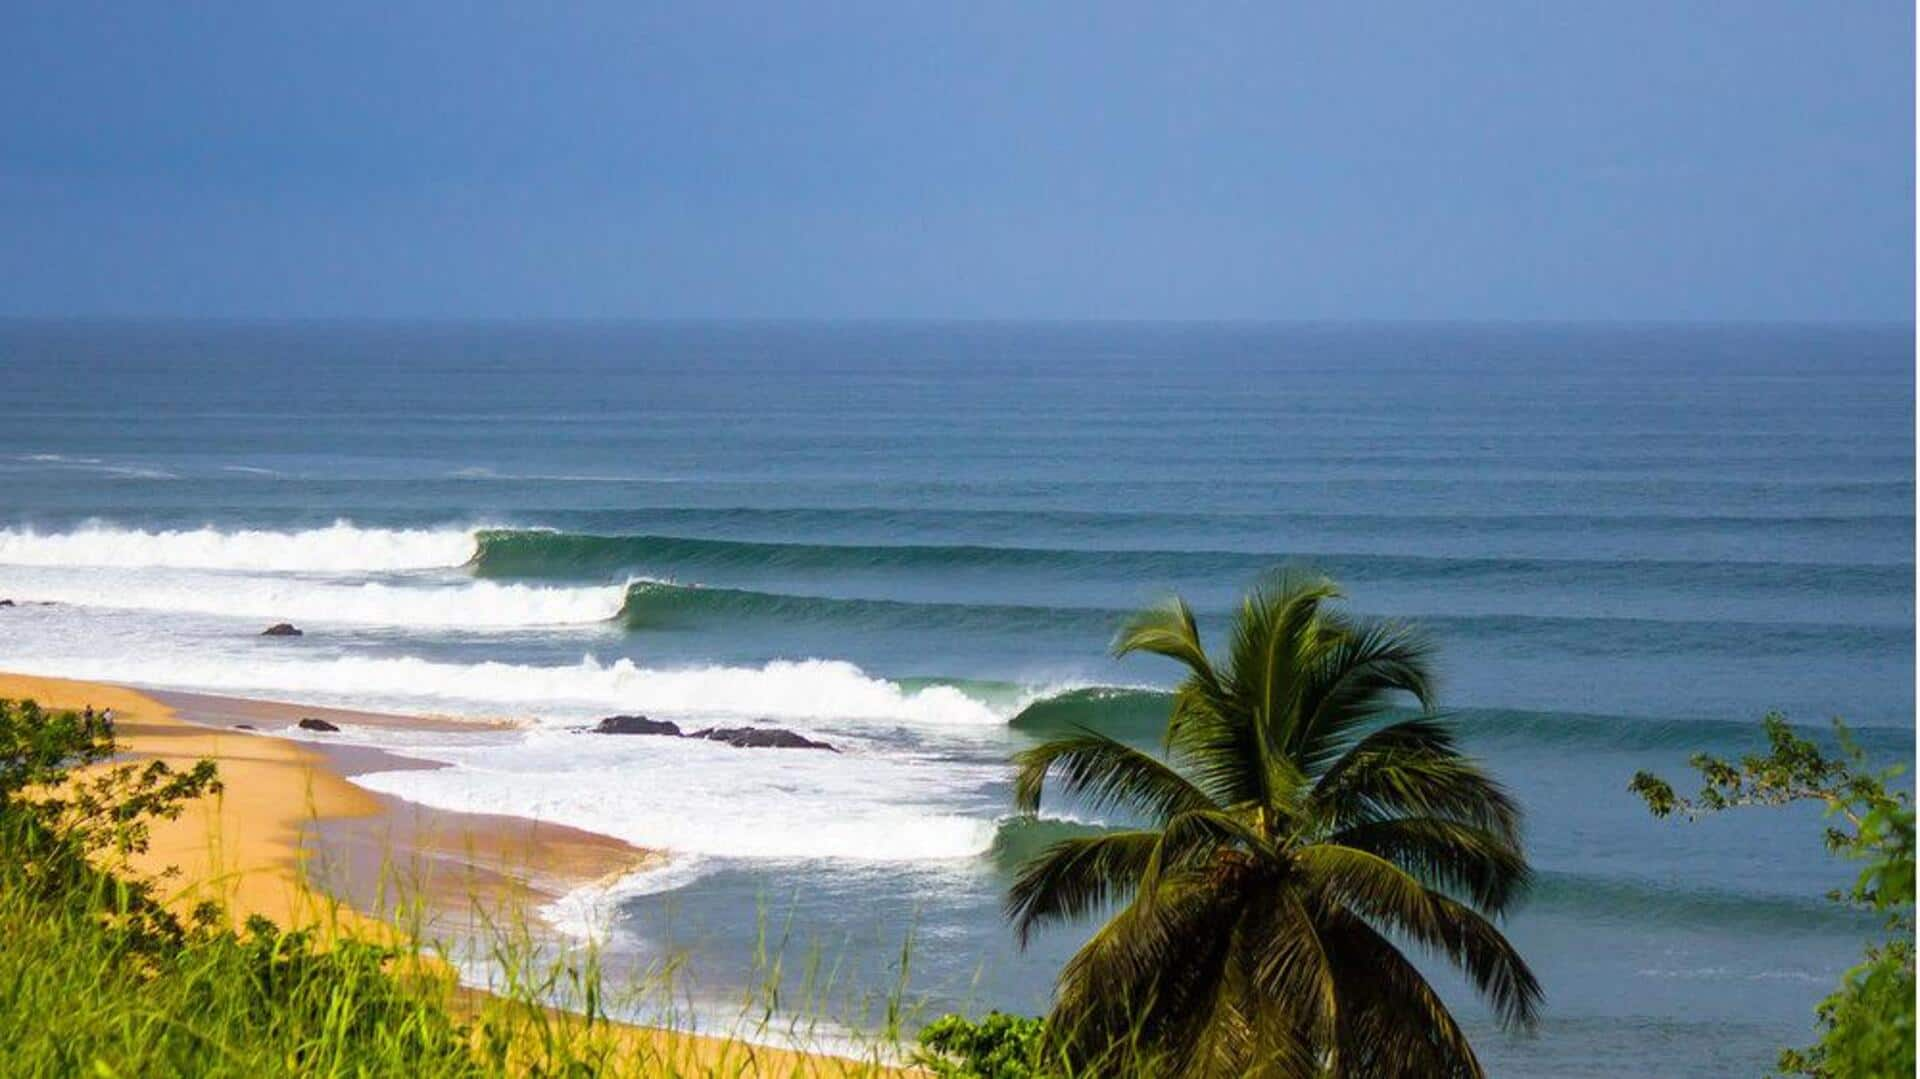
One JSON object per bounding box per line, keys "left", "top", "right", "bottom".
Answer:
{"left": 1632, "top": 714, "right": 1916, "bottom": 1077}
{"left": 911, "top": 1012, "right": 1052, "bottom": 1078}
{"left": 1005, "top": 572, "right": 1540, "bottom": 1076}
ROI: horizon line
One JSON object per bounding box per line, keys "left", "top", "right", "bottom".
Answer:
{"left": 0, "top": 314, "right": 1912, "bottom": 329}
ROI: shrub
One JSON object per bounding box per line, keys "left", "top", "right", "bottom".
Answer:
{"left": 913, "top": 1012, "right": 1053, "bottom": 1079}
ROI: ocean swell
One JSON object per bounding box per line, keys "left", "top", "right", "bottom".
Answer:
{"left": 473, "top": 528, "right": 1911, "bottom": 589}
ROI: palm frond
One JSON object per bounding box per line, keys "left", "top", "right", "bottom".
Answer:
{"left": 1113, "top": 597, "right": 1278, "bottom": 807}
{"left": 1133, "top": 808, "right": 1275, "bottom": 912}
{"left": 1113, "top": 597, "right": 1221, "bottom": 691}
{"left": 1325, "top": 816, "right": 1530, "bottom": 915}
{"left": 1049, "top": 873, "right": 1243, "bottom": 1066}
{"left": 1007, "top": 830, "right": 1162, "bottom": 946}
{"left": 1318, "top": 903, "right": 1485, "bottom": 1078}
{"left": 1012, "top": 730, "right": 1218, "bottom": 822}
{"left": 1226, "top": 572, "right": 1341, "bottom": 742}
{"left": 1252, "top": 576, "right": 1346, "bottom": 801}
{"left": 1163, "top": 685, "right": 1268, "bottom": 808}
{"left": 1291, "top": 618, "right": 1437, "bottom": 774}
{"left": 1300, "top": 843, "right": 1543, "bottom": 1029}
{"left": 1310, "top": 716, "right": 1523, "bottom": 842}
{"left": 1243, "top": 890, "right": 1340, "bottom": 1067}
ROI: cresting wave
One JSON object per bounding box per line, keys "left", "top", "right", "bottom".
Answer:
{"left": 4, "top": 522, "right": 1906, "bottom": 589}
{"left": 0, "top": 522, "right": 481, "bottom": 572}
{"left": 472, "top": 528, "right": 1911, "bottom": 587}
{"left": 1, "top": 569, "right": 630, "bottom": 628}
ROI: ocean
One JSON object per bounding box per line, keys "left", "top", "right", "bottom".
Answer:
{"left": 0, "top": 320, "right": 1911, "bottom": 1076}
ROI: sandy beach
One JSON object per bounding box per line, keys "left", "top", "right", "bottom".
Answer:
{"left": 0, "top": 672, "right": 649, "bottom": 934}
{"left": 0, "top": 670, "right": 889, "bottom": 1076}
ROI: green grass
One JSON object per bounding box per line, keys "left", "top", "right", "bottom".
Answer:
{"left": 0, "top": 857, "right": 472, "bottom": 1075}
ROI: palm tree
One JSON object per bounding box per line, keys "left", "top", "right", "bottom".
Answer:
{"left": 1009, "top": 572, "right": 1539, "bottom": 1078}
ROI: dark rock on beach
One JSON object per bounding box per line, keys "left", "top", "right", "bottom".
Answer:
{"left": 261, "top": 622, "right": 303, "bottom": 637}
{"left": 580, "top": 714, "right": 834, "bottom": 750}
{"left": 296, "top": 717, "right": 339, "bottom": 732}
{"left": 690, "top": 726, "right": 837, "bottom": 752}
{"left": 233, "top": 724, "right": 256, "bottom": 731}
{"left": 591, "top": 714, "right": 683, "bottom": 736}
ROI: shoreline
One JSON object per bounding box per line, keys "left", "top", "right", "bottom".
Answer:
{"left": 0, "top": 673, "right": 656, "bottom": 935}
{"left": 0, "top": 671, "right": 892, "bottom": 1076}
{"left": 142, "top": 687, "right": 662, "bottom": 935}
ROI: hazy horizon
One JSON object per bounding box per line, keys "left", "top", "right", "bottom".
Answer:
{"left": 1, "top": 315, "right": 1914, "bottom": 328}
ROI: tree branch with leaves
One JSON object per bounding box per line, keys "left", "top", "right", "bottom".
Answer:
{"left": 1631, "top": 713, "right": 1914, "bottom": 1077}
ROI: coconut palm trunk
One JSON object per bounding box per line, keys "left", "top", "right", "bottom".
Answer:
{"left": 1009, "top": 573, "right": 1540, "bottom": 1078}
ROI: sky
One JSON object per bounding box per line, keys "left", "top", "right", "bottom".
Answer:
{"left": 1, "top": 2, "right": 1912, "bottom": 321}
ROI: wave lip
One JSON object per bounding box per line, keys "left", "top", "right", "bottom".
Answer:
{"left": 0, "top": 521, "right": 482, "bottom": 572}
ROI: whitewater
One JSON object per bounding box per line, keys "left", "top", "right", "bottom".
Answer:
{"left": 1, "top": 565, "right": 629, "bottom": 628}
{"left": 0, "top": 522, "right": 482, "bottom": 572}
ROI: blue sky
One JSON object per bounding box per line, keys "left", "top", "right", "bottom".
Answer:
{"left": 2, "top": 2, "right": 1911, "bottom": 320}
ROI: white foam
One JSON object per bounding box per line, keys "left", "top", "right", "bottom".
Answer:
{"left": 542, "top": 857, "right": 712, "bottom": 939}
{"left": 1, "top": 567, "right": 626, "bottom": 628}
{"left": 0, "top": 652, "right": 1006, "bottom": 728}
{"left": 350, "top": 727, "right": 1001, "bottom": 862}
{"left": 11, "top": 455, "right": 174, "bottom": 479}
{"left": 0, "top": 521, "right": 480, "bottom": 572}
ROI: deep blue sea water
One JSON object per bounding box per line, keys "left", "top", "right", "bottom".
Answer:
{"left": 1, "top": 321, "right": 1911, "bottom": 1075}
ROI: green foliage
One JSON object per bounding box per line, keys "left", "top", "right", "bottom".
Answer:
{"left": 1, "top": 696, "right": 221, "bottom": 869}
{"left": 1008, "top": 572, "right": 1537, "bottom": 1077}
{"left": 0, "top": 696, "right": 222, "bottom": 956}
{"left": 913, "top": 1013, "right": 1054, "bottom": 1078}
{"left": 1631, "top": 713, "right": 1916, "bottom": 1078}
{"left": 1777, "top": 938, "right": 1915, "bottom": 1079}
{"left": 0, "top": 696, "right": 482, "bottom": 1075}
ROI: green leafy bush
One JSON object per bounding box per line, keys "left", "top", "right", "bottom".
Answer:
{"left": 913, "top": 1012, "right": 1053, "bottom": 1078}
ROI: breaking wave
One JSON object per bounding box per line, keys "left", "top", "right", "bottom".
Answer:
{"left": 0, "top": 522, "right": 481, "bottom": 572}
{"left": 3, "top": 569, "right": 628, "bottom": 628}
{"left": 2, "top": 652, "right": 1006, "bottom": 728}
